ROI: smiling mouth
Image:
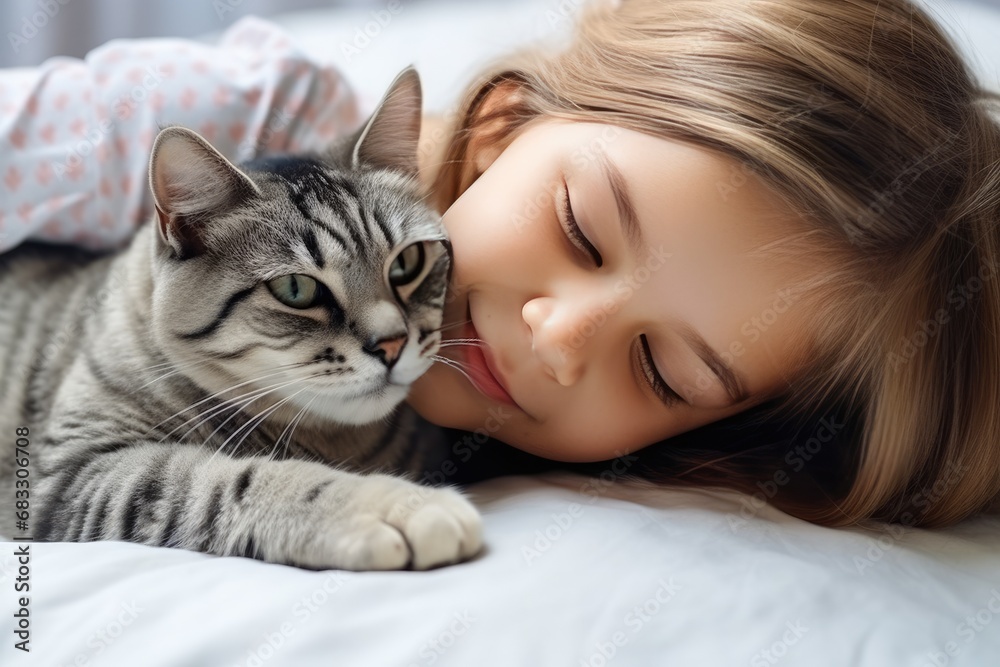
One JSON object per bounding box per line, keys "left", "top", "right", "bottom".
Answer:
{"left": 461, "top": 304, "right": 519, "bottom": 409}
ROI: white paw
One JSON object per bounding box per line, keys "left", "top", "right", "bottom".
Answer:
{"left": 303, "top": 474, "right": 484, "bottom": 571}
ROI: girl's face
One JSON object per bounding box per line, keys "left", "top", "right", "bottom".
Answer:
{"left": 407, "top": 118, "right": 821, "bottom": 462}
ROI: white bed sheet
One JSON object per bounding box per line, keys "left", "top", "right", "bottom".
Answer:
{"left": 4, "top": 1, "right": 1000, "bottom": 666}
{"left": 4, "top": 472, "right": 1000, "bottom": 666}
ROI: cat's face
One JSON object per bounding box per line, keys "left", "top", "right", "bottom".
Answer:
{"left": 146, "top": 67, "right": 450, "bottom": 424}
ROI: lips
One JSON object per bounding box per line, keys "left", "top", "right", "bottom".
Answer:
{"left": 461, "top": 309, "right": 518, "bottom": 408}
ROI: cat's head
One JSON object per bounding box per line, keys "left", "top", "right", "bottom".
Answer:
{"left": 146, "top": 66, "right": 450, "bottom": 425}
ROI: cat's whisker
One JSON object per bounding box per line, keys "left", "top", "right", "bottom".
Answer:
{"left": 145, "top": 367, "right": 305, "bottom": 436}
{"left": 232, "top": 373, "right": 328, "bottom": 462}
{"left": 137, "top": 359, "right": 302, "bottom": 403}
{"left": 430, "top": 353, "right": 471, "bottom": 367}
{"left": 287, "top": 394, "right": 320, "bottom": 458}
{"left": 172, "top": 376, "right": 306, "bottom": 447}
{"left": 203, "top": 386, "right": 290, "bottom": 465}
{"left": 268, "top": 394, "right": 319, "bottom": 462}
{"left": 272, "top": 360, "right": 316, "bottom": 370}
{"left": 181, "top": 379, "right": 299, "bottom": 440}
{"left": 430, "top": 354, "right": 469, "bottom": 377}
{"left": 203, "top": 371, "right": 329, "bottom": 462}
{"left": 438, "top": 338, "right": 485, "bottom": 349}
{"left": 137, "top": 365, "right": 202, "bottom": 390}
{"left": 222, "top": 388, "right": 308, "bottom": 461}
{"left": 269, "top": 393, "right": 317, "bottom": 462}
{"left": 155, "top": 375, "right": 303, "bottom": 443}
{"left": 135, "top": 359, "right": 176, "bottom": 371}
{"left": 134, "top": 359, "right": 192, "bottom": 374}
{"left": 432, "top": 318, "right": 472, "bottom": 334}
{"left": 430, "top": 354, "right": 479, "bottom": 387}
{"left": 133, "top": 358, "right": 214, "bottom": 381}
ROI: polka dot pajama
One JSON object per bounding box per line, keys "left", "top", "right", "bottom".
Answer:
{"left": 0, "top": 16, "right": 361, "bottom": 254}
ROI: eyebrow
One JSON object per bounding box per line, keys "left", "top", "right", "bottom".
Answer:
{"left": 595, "top": 149, "right": 645, "bottom": 258}
{"left": 676, "top": 320, "right": 751, "bottom": 405}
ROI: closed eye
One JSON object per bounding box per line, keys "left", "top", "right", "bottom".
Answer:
{"left": 560, "top": 181, "right": 603, "bottom": 267}
{"left": 636, "top": 335, "right": 686, "bottom": 407}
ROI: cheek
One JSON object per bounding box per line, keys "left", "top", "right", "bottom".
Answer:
{"left": 442, "top": 167, "right": 556, "bottom": 278}
{"left": 407, "top": 365, "right": 470, "bottom": 424}
{"left": 495, "top": 407, "right": 661, "bottom": 462}
{"left": 552, "top": 389, "right": 686, "bottom": 459}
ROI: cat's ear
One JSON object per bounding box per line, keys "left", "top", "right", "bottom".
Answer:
{"left": 148, "top": 126, "right": 261, "bottom": 259}
{"left": 338, "top": 65, "right": 423, "bottom": 178}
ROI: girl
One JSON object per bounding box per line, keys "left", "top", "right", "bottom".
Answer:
{"left": 410, "top": 0, "right": 1000, "bottom": 530}
{"left": 2, "top": 0, "right": 998, "bottom": 530}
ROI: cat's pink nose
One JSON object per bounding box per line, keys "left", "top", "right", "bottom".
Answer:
{"left": 368, "top": 335, "right": 406, "bottom": 366}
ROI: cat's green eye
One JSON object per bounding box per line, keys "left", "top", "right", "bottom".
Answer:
{"left": 388, "top": 243, "right": 425, "bottom": 287}
{"left": 267, "top": 274, "right": 320, "bottom": 309}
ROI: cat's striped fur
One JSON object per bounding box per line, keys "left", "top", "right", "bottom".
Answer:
{"left": 0, "top": 67, "right": 483, "bottom": 571}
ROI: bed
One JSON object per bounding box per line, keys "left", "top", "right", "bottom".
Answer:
{"left": 4, "top": 1, "right": 1000, "bottom": 665}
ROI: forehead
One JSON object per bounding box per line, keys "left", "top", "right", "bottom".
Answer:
{"left": 225, "top": 158, "right": 442, "bottom": 271}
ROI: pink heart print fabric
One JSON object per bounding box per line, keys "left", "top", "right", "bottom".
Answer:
{"left": 0, "top": 16, "right": 361, "bottom": 255}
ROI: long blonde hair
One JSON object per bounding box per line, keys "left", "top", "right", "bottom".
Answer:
{"left": 430, "top": 0, "right": 1000, "bottom": 528}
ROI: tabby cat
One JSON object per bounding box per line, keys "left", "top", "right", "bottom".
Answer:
{"left": 0, "top": 67, "right": 484, "bottom": 571}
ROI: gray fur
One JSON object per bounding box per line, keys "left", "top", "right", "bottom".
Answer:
{"left": 0, "top": 67, "right": 482, "bottom": 571}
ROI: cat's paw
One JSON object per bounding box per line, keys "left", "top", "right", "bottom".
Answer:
{"left": 303, "top": 474, "right": 483, "bottom": 571}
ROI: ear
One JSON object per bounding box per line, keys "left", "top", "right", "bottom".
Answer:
{"left": 338, "top": 65, "right": 423, "bottom": 177}
{"left": 148, "top": 126, "right": 261, "bottom": 259}
{"left": 463, "top": 78, "right": 525, "bottom": 180}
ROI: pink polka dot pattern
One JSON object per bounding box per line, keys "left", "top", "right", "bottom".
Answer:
{"left": 0, "top": 16, "right": 361, "bottom": 255}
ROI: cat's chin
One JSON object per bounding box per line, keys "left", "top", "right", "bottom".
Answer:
{"left": 288, "top": 384, "right": 412, "bottom": 425}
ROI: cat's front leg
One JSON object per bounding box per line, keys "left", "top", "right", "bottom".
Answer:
{"left": 35, "top": 441, "right": 483, "bottom": 571}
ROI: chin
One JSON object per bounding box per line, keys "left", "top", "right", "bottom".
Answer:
{"left": 405, "top": 368, "right": 454, "bottom": 420}
{"left": 405, "top": 394, "right": 459, "bottom": 430}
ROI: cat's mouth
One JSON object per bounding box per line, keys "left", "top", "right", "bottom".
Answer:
{"left": 294, "top": 337, "right": 433, "bottom": 399}
{"left": 304, "top": 372, "right": 407, "bottom": 397}
{"left": 285, "top": 378, "right": 410, "bottom": 425}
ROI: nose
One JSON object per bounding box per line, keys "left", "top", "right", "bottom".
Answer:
{"left": 364, "top": 333, "right": 407, "bottom": 368}
{"left": 522, "top": 295, "right": 606, "bottom": 386}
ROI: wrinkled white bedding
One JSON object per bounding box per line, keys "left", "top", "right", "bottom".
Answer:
{"left": 3, "top": 1, "right": 1000, "bottom": 666}
{"left": 3, "top": 473, "right": 1000, "bottom": 666}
